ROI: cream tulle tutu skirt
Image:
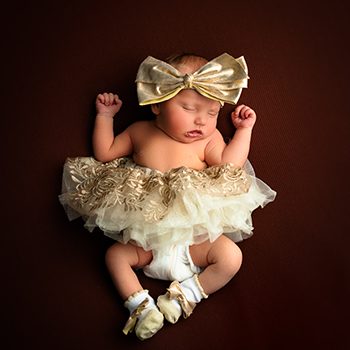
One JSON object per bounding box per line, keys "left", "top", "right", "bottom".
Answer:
{"left": 59, "top": 157, "right": 276, "bottom": 251}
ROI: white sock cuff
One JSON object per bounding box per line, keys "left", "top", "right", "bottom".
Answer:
{"left": 125, "top": 290, "right": 154, "bottom": 313}
{"left": 180, "top": 276, "right": 203, "bottom": 304}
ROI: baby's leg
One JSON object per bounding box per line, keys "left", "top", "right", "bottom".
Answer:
{"left": 105, "top": 242, "right": 164, "bottom": 340}
{"left": 189, "top": 235, "right": 243, "bottom": 295}
{"left": 105, "top": 242, "right": 153, "bottom": 300}
{"left": 157, "top": 236, "right": 242, "bottom": 323}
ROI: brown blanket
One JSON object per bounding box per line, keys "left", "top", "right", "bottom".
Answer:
{"left": 2, "top": 0, "right": 349, "bottom": 349}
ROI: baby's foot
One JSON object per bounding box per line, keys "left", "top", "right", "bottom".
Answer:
{"left": 134, "top": 307, "right": 164, "bottom": 340}
{"left": 124, "top": 290, "right": 164, "bottom": 340}
{"left": 157, "top": 280, "right": 196, "bottom": 324}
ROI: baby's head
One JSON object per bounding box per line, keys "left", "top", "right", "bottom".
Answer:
{"left": 150, "top": 53, "right": 222, "bottom": 144}
{"left": 165, "top": 53, "right": 208, "bottom": 76}
{"left": 136, "top": 52, "right": 249, "bottom": 143}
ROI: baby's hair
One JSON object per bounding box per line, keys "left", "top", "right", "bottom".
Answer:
{"left": 165, "top": 52, "right": 208, "bottom": 69}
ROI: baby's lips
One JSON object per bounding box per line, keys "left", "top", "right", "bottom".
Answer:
{"left": 187, "top": 130, "right": 202, "bottom": 137}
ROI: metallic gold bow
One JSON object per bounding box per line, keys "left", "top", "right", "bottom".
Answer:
{"left": 167, "top": 281, "right": 196, "bottom": 319}
{"left": 123, "top": 298, "right": 149, "bottom": 335}
{"left": 136, "top": 53, "right": 249, "bottom": 106}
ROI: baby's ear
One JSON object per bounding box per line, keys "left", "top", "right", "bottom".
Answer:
{"left": 151, "top": 103, "right": 161, "bottom": 115}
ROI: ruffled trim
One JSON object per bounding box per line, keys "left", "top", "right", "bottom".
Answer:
{"left": 124, "top": 289, "right": 149, "bottom": 307}
{"left": 61, "top": 156, "right": 251, "bottom": 222}
{"left": 60, "top": 156, "right": 276, "bottom": 250}
{"left": 194, "top": 274, "right": 209, "bottom": 299}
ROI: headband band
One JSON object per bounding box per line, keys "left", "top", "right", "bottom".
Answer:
{"left": 136, "top": 53, "right": 249, "bottom": 105}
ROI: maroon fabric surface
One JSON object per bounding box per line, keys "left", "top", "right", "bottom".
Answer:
{"left": 2, "top": 1, "right": 349, "bottom": 349}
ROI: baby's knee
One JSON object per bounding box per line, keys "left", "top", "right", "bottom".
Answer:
{"left": 105, "top": 243, "right": 120, "bottom": 266}
{"left": 105, "top": 242, "right": 129, "bottom": 266}
{"left": 105, "top": 242, "right": 152, "bottom": 269}
{"left": 220, "top": 240, "right": 243, "bottom": 276}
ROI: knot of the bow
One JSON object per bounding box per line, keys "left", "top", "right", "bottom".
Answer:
{"left": 183, "top": 73, "right": 194, "bottom": 88}
{"left": 167, "top": 281, "right": 196, "bottom": 319}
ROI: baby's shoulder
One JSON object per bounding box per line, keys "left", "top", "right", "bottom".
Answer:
{"left": 126, "top": 120, "right": 153, "bottom": 133}
{"left": 209, "top": 128, "right": 225, "bottom": 143}
{"left": 126, "top": 120, "right": 155, "bottom": 141}
{"left": 204, "top": 128, "right": 226, "bottom": 151}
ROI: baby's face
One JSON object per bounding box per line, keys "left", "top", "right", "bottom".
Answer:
{"left": 152, "top": 89, "right": 221, "bottom": 143}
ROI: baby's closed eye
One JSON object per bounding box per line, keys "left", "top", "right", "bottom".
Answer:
{"left": 182, "top": 105, "right": 196, "bottom": 112}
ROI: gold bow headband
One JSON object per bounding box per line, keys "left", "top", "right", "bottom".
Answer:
{"left": 136, "top": 53, "right": 249, "bottom": 106}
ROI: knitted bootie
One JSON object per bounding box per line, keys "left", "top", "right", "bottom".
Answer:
{"left": 123, "top": 289, "right": 164, "bottom": 340}
{"left": 157, "top": 274, "right": 208, "bottom": 324}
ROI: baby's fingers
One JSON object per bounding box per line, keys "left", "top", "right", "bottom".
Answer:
{"left": 96, "top": 93, "right": 105, "bottom": 104}
{"left": 240, "top": 107, "right": 251, "bottom": 119}
{"left": 232, "top": 104, "right": 245, "bottom": 116}
{"left": 242, "top": 107, "right": 256, "bottom": 119}
{"left": 234, "top": 105, "right": 256, "bottom": 119}
{"left": 102, "top": 92, "right": 114, "bottom": 106}
{"left": 96, "top": 92, "right": 120, "bottom": 106}
{"left": 114, "top": 94, "right": 122, "bottom": 105}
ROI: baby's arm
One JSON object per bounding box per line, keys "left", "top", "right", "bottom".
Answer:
{"left": 205, "top": 105, "right": 256, "bottom": 167}
{"left": 92, "top": 93, "right": 134, "bottom": 162}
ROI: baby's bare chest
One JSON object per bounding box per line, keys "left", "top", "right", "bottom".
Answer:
{"left": 133, "top": 134, "right": 207, "bottom": 172}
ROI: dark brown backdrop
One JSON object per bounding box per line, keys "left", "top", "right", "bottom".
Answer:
{"left": 2, "top": 0, "right": 349, "bottom": 349}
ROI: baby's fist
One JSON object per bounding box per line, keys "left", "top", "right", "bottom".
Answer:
{"left": 96, "top": 92, "right": 122, "bottom": 117}
{"left": 231, "top": 105, "right": 256, "bottom": 130}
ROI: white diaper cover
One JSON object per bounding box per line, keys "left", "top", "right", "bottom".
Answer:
{"left": 143, "top": 245, "right": 203, "bottom": 282}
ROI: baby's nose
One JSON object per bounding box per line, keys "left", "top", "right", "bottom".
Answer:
{"left": 195, "top": 114, "right": 207, "bottom": 125}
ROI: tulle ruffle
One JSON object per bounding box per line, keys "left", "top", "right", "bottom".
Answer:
{"left": 59, "top": 157, "right": 276, "bottom": 250}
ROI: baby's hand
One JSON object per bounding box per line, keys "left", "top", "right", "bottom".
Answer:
{"left": 231, "top": 105, "right": 256, "bottom": 130}
{"left": 96, "top": 92, "right": 122, "bottom": 118}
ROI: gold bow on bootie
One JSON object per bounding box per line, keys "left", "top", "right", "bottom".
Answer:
{"left": 123, "top": 298, "right": 149, "bottom": 335}
{"left": 136, "top": 53, "right": 249, "bottom": 106}
{"left": 167, "top": 281, "right": 196, "bottom": 319}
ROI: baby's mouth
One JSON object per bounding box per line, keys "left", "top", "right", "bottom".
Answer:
{"left": 187, "top": 130, "right": 203, "bottom": 137}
